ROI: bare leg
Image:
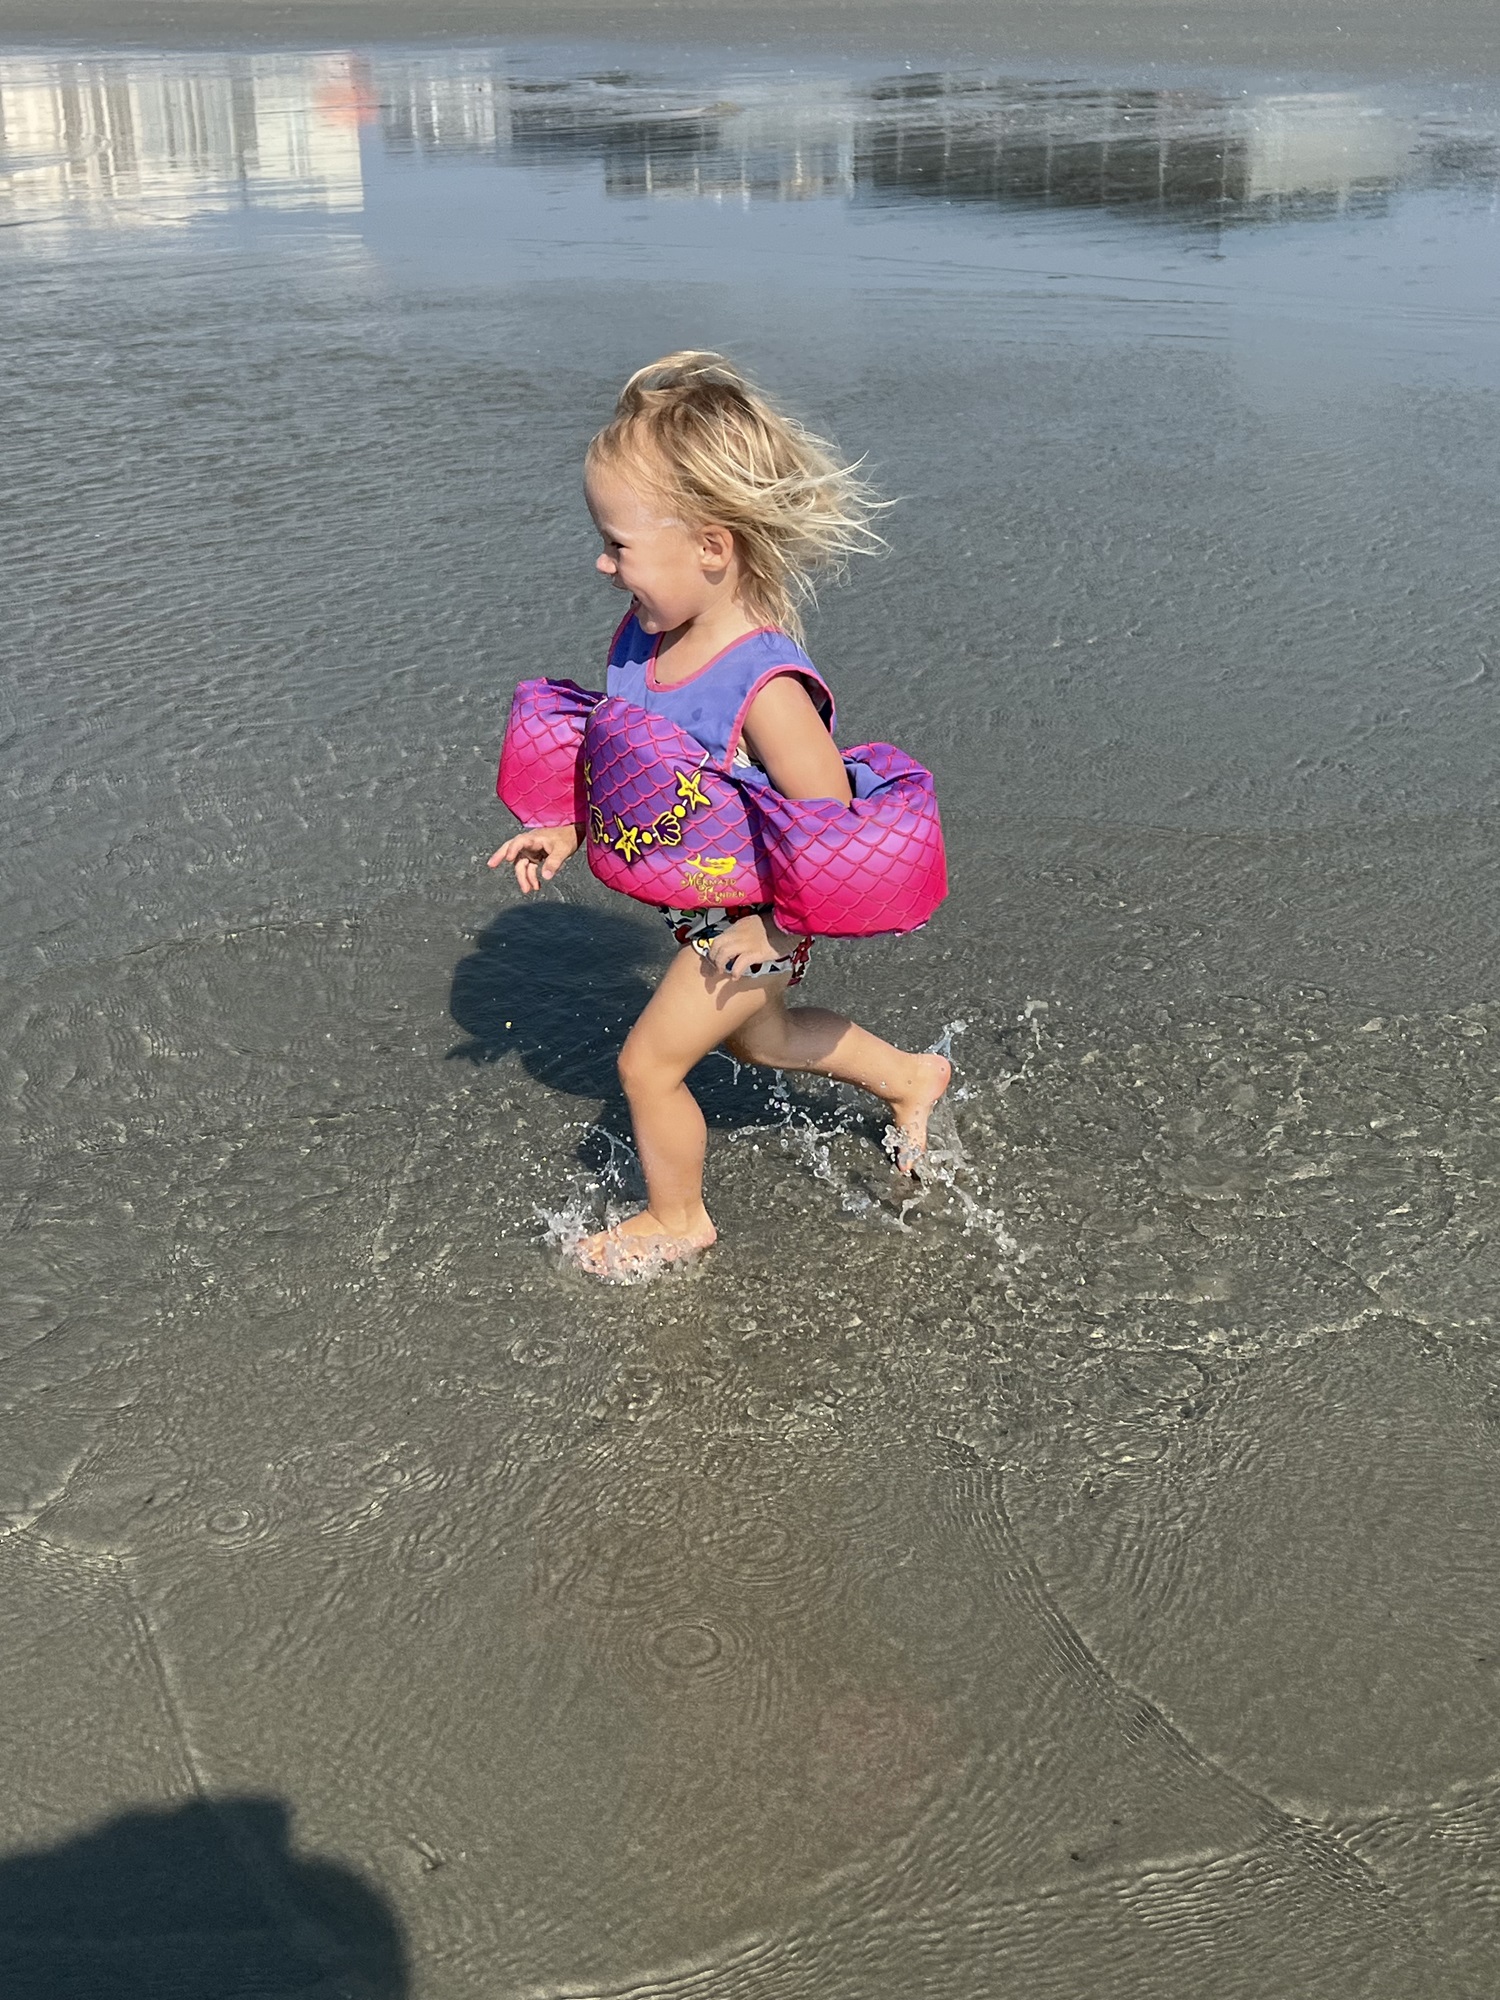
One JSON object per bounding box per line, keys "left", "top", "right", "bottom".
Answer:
{"left": 571, "top": 950, "right": 950, "bottom": 1278}
{"left": 571, "top": 947, "right": 799, "bottom": 1277}
{"left": 726, "top": 1001, "right": 950, "bottom": 1164}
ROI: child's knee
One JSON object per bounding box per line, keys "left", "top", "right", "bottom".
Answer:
{"left": 616, "top": 1039, "right": 647, "bottom": 1094}
{"left": 618, "top": 1035, "right": 674, "bottom": 1095}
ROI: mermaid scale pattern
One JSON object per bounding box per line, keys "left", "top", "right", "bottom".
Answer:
{"left": 495, "top": 677, "right": 595, "bottom": 828}
{"left": 497, "top": 679, "right": 946, "bottom": 937}
{"left": 582, "top": 698, "right": 776, "bottom": 909}
{"left": 750, "top": 744, "right": 948, "bottom": 938}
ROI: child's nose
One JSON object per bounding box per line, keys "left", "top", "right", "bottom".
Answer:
{"left": 596, "top": 552, "right": 615, "bottom": 576}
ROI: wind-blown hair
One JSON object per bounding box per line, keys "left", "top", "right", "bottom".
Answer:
{"left": 587, "top": 351, "right": 887, "bottom": 642}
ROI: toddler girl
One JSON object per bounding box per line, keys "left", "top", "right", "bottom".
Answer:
{"left": 489, "top": 352, "right": 949, "bottom": 1278}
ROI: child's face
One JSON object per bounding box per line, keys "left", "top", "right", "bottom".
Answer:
{"left": 585, "top": 460, "right": 731, "bottom": 636}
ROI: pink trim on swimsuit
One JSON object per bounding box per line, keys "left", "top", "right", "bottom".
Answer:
{"left": 724, "top": 664, "right": 836, "bottom": 768}
{"left": 645, "top": 626, "right": 781, "bottom": 695}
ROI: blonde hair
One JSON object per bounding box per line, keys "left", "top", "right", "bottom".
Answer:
{"left": 587, "top": 351, "right": 886, "bottom": 642}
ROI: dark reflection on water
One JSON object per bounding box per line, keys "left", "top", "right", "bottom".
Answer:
{"left": 374, "top": 66, "right": 1500, "bottom": 224}
{"left": 855, "top": 77, "right": 1402, "bottom": 222}
{"left": 4, "top": 50, "right": 1498, "bottom": 230}
{"left": 497, "top": 73, "right": 1430, "bottom": 222}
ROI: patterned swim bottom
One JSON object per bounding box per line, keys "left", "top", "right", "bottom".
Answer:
{"left": 661, "top": 904, "right": 813, "bottom": 987}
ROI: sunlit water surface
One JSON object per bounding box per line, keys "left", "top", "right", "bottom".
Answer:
{"left": 2, "top": 40, "right": 1498, "bottom": 2000}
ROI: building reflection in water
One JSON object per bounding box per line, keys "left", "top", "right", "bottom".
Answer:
{"left": 505, "top": 79, "right": 856, "bottom": 203}
{"left": 380, "top": 55, "right": 509, "bottom": 161}
{"left": 2, "top": 51, "right": 1496, "bottom": 233}
{"left": 0, "top": 52, "right": 368, "bottom": 229}
{"left": 855, "top": 76, "right": 1417, "bottom": 219}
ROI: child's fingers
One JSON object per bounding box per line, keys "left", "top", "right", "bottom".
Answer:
{"left": 490, "top": 829, "right": 575, "bottom": 884}
{"left": 716, "top": 934, "right": 760, "bottom": 975}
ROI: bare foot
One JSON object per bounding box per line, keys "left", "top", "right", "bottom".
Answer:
{"left": 883, "top": 1053, "right": 952, "bottom": 1174}
{"left": 569, "top": 1208, "right": 717, "bottom": 1282}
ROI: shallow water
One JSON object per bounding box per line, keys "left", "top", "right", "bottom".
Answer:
{"left": 1, "top": 35, "right": 1498, "bottom": 2000}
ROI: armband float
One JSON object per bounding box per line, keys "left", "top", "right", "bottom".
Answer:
{"left": 497, "top": 677, "right": 947, "bottom": 939}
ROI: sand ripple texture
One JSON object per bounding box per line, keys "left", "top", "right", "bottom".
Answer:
{"left": 1, "top": 884, "right": 1496, "bottom": 1996}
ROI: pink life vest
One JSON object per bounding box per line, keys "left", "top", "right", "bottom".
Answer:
{"left": 496, "top": 649, "right": 947, "bottom": 939}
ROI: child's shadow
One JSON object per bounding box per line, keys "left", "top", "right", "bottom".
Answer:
{"left": 447, "top": 901, "right": 847, "bottom": 1181}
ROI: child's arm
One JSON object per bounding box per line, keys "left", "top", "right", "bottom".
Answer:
{"left": 488, "top": 824, "right": 580, "bottom": 895}
{"left": 740, "top": 676, "right": 852, "bottom": 807}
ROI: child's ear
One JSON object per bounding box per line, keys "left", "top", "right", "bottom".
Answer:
{"left": 699, "top": 523, "right": 735, "bottom": 573}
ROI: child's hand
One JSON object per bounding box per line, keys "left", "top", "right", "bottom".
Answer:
{"left": 488, "top": 824, "right": 580, "bottom": 894}
{"left": 704, "top": 912, "right": 796, "bottom": 979}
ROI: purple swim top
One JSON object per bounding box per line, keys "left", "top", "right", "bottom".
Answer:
{"left": 605, "top": 611, "right": 835, "bottom": 768}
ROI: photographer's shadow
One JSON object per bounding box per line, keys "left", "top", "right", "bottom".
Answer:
{"left": 0, "top": 1794, "right": 404, "bottom": 1999}
{"left": 447, "top": 900, "right": 847, "bottom": 1176}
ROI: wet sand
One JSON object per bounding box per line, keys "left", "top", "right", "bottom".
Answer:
{"left": 2, "top": 11, "right": 1499, "bottom": 1999}
{"left": 5, "top": 0, "right": 1500, "bottom": 76}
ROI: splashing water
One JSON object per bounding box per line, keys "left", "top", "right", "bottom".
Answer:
{"left": 885, "top": 1019, "right": 1027, "bottom": 1257}
{"left": 536, "top": 1007, "right": 1045, "bottom": 1275}
{"left": 535, "top": 1123, "right": 647, "bottom": 1270}
{"left": 761, "top": 1069, "right": 877, "bottom": 1214}
{"left": 769, "top": 1013, "right": 1038, "bottom": 1259}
